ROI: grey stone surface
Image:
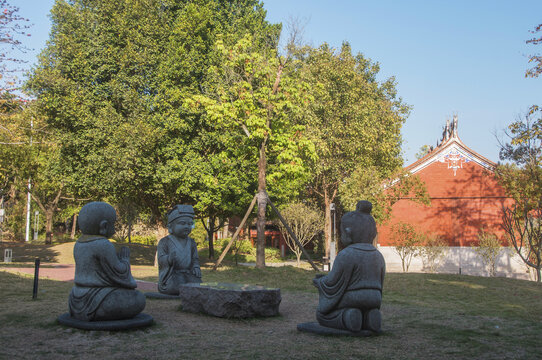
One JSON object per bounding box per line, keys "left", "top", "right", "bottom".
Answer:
{"left": 297, "top": 322, "right": 375, "bottom": 337}
{"left": 179, "top": 282, "right": 281, "bottom": 318}
{"left": 57, "top": 312, "right": 153, "bottom": 331}
{"left": 157, "top": 205, "right": 201, "bottom": 295}
{"left": 67, "top": 202, "right": 146, "bottom": 322}
{"left": 144, "top": 292, "right": 180, "bottom": 300}
{"left": 311, "top": 200, "right": 385, "bottom": 334}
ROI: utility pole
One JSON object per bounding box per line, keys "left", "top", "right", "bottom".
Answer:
{"left": 25, "top": 118, "right": 33, "bottom": 242}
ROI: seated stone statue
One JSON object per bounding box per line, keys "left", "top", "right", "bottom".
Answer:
{"left": 157, "top": 205, "right": 201, "bottom": 295}
{"left": 313, "top": 200, "right": 385, "bottom": 333}
{"left": 69, "top": 202, "right": 146, "bottom": 321}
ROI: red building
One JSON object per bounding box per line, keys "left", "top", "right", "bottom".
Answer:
{"left": 378, "top": 117, "right": 514, "bottom": 246}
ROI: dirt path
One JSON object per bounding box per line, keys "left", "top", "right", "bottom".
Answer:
{"left": 0, "top": 264, "right": 158, "bottom": 291}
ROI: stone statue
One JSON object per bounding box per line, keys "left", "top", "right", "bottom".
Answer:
{"left": 312, "top": 200, "right": 385, "bottom": 333}
{"left": 68, "top": 202, "right": 146, "bottom": 321}
{"left": 157, "top": 205, "right": 202, "bottom": 295}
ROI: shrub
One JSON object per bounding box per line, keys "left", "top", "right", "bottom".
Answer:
{"left": 473, "top": 229, "right": 502, "bottom": 277}
{"left": 391, "top": 222, "right": 422, "bottom": 272}
{"left": 418, "top": 235, "right": 448, "bottom": 273}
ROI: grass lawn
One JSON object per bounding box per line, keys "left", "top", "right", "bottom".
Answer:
{"left": 1, "top": 240, "right": 541, "bottom": 359}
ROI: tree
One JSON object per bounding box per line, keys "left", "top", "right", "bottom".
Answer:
{"left": 495, "top": 24, "right": 542, "bottom": 282}
{"left": 498, "top": 117, "right": 542, "bottom": 280}
{"left": 190, "top": 31, "right": 315, "bottom": 268}
{"left": 391, "top": 221, "right": 421, "bottom": 272}
{"left": 304, "top": 43, "right": 410, "bottom": 259}
{"left": 339, "top": 167, "right": 429, "bottom": 223}
{"left": 472, "top": 229, "right": 502, "bottom": 277}
{"left": 276, "top": 202, "right": 323, "bottom": 266}
{"left": 154, "top": 0, "right": 276, "bottom": 258}
{"left": 415, "top": 145, "right": 432, "bottom": 160}
{"left": 526, "top": 24, "right": 541, "bottom": 79}
{"left": 0, "top": 0, "right": 31, "bottom": 93}
{"left": 25, "top": 0, "right": 180, "bottom": 229}
{"left": 496, "top": 113, "right": 542, "bottom": 282}
{"left": 418, "top": 234, "right": 448, "bottom": 273}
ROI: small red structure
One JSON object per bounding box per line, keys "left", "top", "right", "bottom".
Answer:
{"left": 378, "top": 116, "right": 514, "bottom": 246}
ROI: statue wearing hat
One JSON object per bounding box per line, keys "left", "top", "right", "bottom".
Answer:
{"left": 157, "top": 205, "right": 202, "bottom": 295}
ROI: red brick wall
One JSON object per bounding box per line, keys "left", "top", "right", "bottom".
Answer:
{"left": 377, "top": 160, "right": 514, "bottom": 246}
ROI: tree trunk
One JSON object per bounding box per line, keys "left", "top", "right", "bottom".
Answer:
{"left": 324, "top": 189, "right": 331, "bottom": 259}
{"left": 128, "top": 219, "right": 132, "bottom": 243}
{"left": 45, "top": 209, "right": 53, "bottom": 244}
{"left": 70, "top": 213, "right": 77, "bottom": 239}
{"left": 537, "top": 267, "right": 541, "bottom": 283}
{"left": 207, "top": 216, "right": 215, "bottom": 260}
{"left": 256, "top": 139, "right": 267, "bottom": 269}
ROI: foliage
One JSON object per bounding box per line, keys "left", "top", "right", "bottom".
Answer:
{"left": 496, "top": 111, "right": 542, "bottom": 282}
{"left": 391, "top": 221, "right": 422, "bottom": 272}
{"left": 190, "top": 30, "right": 315, "bottom": 267}
{"left": 276, "top": 202, "right": 323, "bottom": 266}
{"left": 415, "top": 144, "right": 432, "bottom": 160}
{"left": 502, "top": 202, "right": 542, "bottom": 282}
{"left": 472, "top": 229, "right": 502, "bottom": 277}
{"left": 418, "top": 234, "right": 448, "bottom": 273}
{"left": 0, "top": 0, "right": 31, "bottom": 93}
{"left": 116, "top": 234, "right": 157, "bottom": 246}
{"left": 303, "top": 42, "right": 410, "bottom": 258}
{"left": 525, "top": 23, "right": 542, "bottom": 79}
{"left": 25, "top": 0, "right": 175, "bottom": 222}
{"left": 154, "top": 0, "right": 277, "bottom": 255}
{"left": 339, "top": 167, "right": 429, "bottom": 223}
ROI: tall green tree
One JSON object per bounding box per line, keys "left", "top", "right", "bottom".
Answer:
{"left": 26, "top": 0, "right": 175, "bottom": 224}
{"left": 153, "top": 0, "right": 278, "bottom": 257}
{"left": 190, "top": 32, "right": 315, "bottom": 267}
{"left": 304, "top": 43, "right": 410, "bottom": 257}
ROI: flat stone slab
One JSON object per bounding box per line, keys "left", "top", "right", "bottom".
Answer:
{"left": 179, "top": 282, "right": 281, "bottom": 318}
{"left": 297, "top": 322, "right": 376, "bottom": 337}
{"left": 57, "top": 313, "right": 154, "bottom": 331}
{"left": 144, "top": 292, "right": 180, "bottom": 300}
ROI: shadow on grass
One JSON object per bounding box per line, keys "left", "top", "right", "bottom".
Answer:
{"left": 0, "top": 243, "right": 60, "bottom": 263}
{"left": 385, "top": 272, "right": 542, "bottom": 321}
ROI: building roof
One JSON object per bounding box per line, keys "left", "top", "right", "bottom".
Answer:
{"left": 406, "top": 115, "right": 496, "bottom": 176}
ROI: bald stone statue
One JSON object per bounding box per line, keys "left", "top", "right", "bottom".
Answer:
{"left": 157, "top": 205, "right": 202, "bottom": 295}
{"left": 312, "top": 200, "right": 386, "bottom": 333}
{"left": 69, "top": 201, "right": 146, "bottom": 321}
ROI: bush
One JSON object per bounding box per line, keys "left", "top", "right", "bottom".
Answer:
{"left": 115, "top": 234, "right": 157, "bottom": 246}
{"left": 473, "top": 229, "right": 502, "bottom": 277}
{"left": 391, "top": 222, "right": 422, "bottom": 272}
{"left": 418, "top": 235, "right": 448, "bottom": 273}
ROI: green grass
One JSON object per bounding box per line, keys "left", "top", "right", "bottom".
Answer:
{"left": 2, "top": 240, "right": 542, "bottom": 359}
{"left": 1, "top": 267, "right": 542, "bottom": 359}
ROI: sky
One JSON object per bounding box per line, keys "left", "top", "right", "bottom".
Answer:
{"left": 7, "top": 0, "right": 542, "bottom": 165}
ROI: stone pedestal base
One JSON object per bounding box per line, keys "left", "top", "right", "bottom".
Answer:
{"left": 297, "top": 322, "right": 377, "bottom": 337}
{"left": 144, "top": 292, "right": 180, "bottom": 300}
{"left": 179, "top": 282, "right": 281, "bottom": 318}
{"left": 57, "top": 313, "right": 154, "bottom": 331}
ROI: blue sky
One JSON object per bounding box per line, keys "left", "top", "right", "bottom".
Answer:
{"left": 9, "top": 0, "right": 542, "bottom": 164}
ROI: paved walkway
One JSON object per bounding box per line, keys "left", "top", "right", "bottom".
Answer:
{"left": 0, "top": 264, "right": 158, "bottom": 291}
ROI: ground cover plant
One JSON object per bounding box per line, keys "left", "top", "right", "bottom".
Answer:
{"left": 1, "top": 260, "right": 542, "bottom": 359}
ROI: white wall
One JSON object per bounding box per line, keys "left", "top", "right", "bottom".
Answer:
{"left": 378, "top": 246, "right": 534, "bottom": 281}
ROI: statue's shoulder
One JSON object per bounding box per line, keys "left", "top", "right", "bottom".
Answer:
{"left": 158, "top": 234, "right": 173, "bottom": 243}
{"left": 350, "top": 243, "right": 377, "bottom": 252}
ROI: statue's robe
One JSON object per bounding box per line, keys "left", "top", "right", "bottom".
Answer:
{"left": 157, "top": 235, "right": 201, "bottom": 295}
{"left": 69, "top": 235, "right": 139, "bottom": 321}
{"left": 314, "top": 243, "right": 386, "bottom": 316}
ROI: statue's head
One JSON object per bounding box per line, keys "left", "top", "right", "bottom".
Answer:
{"left": 340, "top": 200, "right": 377, "bottom": 246}
{"left": 167, "top": 205, "right": 195, "bottom": 239}
{"left": 78, "top": 201, "right": 117, "bottom": 238}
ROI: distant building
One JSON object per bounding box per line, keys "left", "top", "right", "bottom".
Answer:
{"left": 377, "top": 116, "right": 528, "bottom": 278}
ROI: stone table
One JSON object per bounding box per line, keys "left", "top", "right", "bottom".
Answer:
{"left": 179, "top": 282, "right": 281, "bottom": 318}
